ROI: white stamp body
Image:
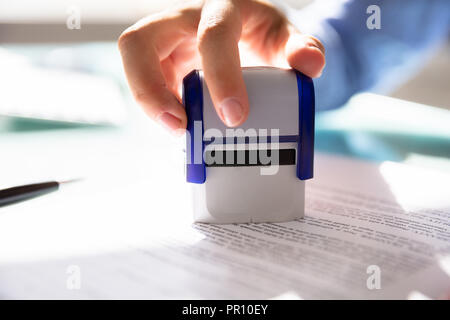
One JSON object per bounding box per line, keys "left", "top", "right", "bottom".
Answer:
{"left": 183, "top": 67, "right": 315, "bottom": 224}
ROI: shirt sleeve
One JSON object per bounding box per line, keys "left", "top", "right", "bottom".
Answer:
{"left": 279, "top": 0, "right": 450, "bottom": 111}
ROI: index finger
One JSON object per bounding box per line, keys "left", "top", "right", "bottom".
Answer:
{"left": 197, "top": 0, "right": 249, "bottom": 127}
{"left": 118, "top": 13, "right": 197, "bottom": 134}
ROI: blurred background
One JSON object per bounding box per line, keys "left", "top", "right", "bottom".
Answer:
{"left": 0, "top": 0, "right": 449, "bottom": 177}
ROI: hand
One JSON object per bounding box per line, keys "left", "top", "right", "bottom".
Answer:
{"left": 118, "top": 0, "right": 325, "bottom": 135}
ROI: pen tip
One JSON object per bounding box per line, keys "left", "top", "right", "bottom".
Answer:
{"left": 59, "top": 178, "right": 83, "bottom": 185}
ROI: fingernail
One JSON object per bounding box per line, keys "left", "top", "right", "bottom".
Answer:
{"left": 157, "top": 112, "right": 182, "bottom": 133}
{"left": 220, "top": 98, "right": 243, "bottom": 127}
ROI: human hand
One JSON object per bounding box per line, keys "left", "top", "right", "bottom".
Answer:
{"left": 118, "top": 0, "right": 325, "bottom": 134}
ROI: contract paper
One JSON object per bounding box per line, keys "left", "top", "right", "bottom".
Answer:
{"left": 0, "top": 154, "right": 449, "bottom": 299}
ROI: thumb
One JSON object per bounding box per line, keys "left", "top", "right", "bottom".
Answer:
{"left": 285, "top": 30, "right": 325, "bottom": 78}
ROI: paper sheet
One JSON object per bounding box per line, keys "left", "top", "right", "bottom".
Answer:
{"left": 0, "top": 153, "right": 449, "bottom": 299}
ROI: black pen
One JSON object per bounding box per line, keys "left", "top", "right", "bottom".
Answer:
{"left": 0, "top": 179, "right": 80, "bottom": 208}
